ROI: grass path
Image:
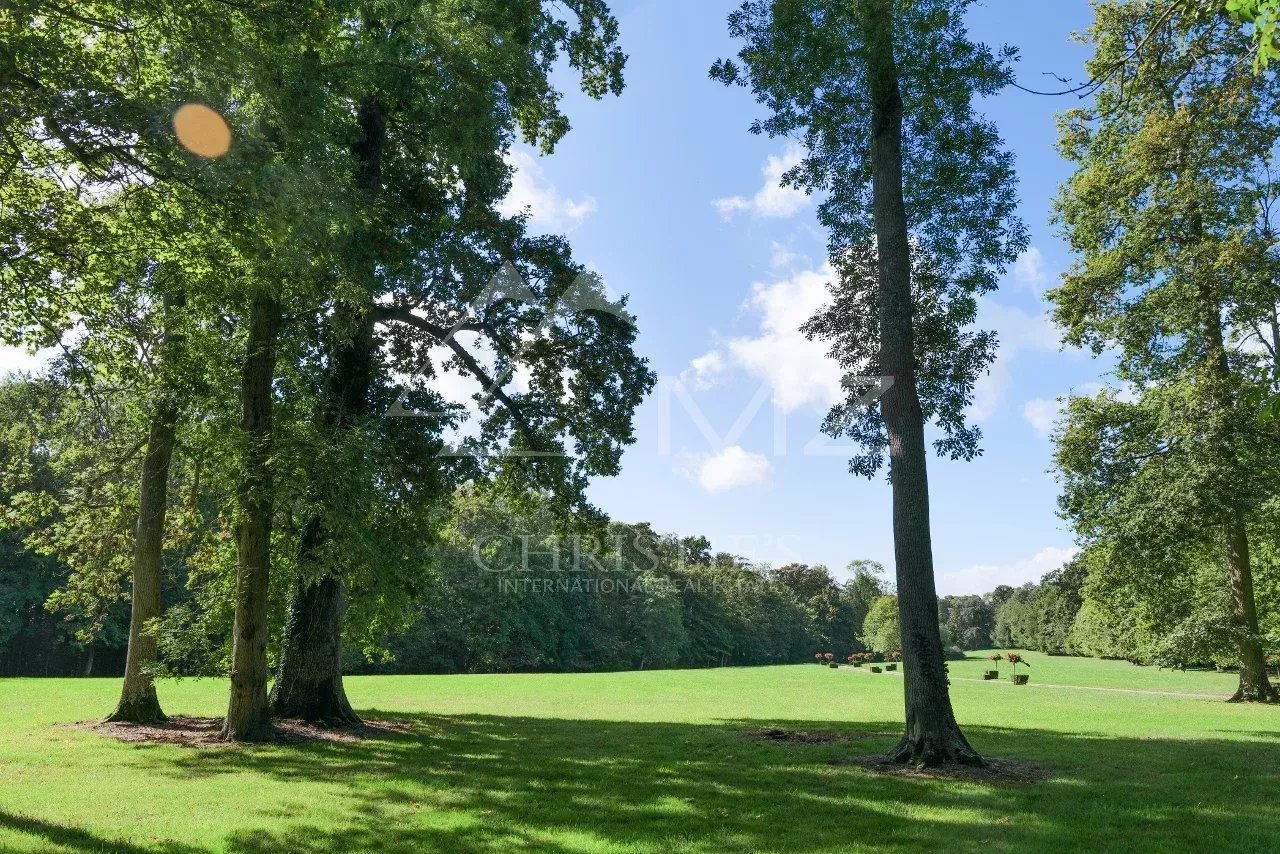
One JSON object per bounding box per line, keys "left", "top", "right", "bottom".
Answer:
{"left": 2, "top": 652, "right": 1278, "bottom": 853}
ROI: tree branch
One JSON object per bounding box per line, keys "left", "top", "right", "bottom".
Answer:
{"left": 372, "top": 307, "right": 544, "bottom": 449}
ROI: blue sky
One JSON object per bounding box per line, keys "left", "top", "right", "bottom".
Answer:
{"left": 0, "top": 1, "right": 1115, "bottom": 596}
{"left": 501, "top": 0, "right": 1112, "bottom": 595}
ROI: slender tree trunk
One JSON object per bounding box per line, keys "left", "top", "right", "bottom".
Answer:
{"left": 1267, "top": 305, "right": 1279, "bottom": 381}
{"left": 1197, "top": 275, "right": 1278, "bottom": 702}
{"left": 221, "top": 293, "right": 280, "bottom": 741}
{"left": 1224, "top": 520, "right": 1276, "bottom": 701}
{"left": 271, "top": 96, "right": 384, "bottom": 725}
{"left": 108, "top": 294, "right": 183, "bottom": 723}
{"left": 864, "top": 0, "right": 982, "bottom": 766}
{"left": 107, "top": 398, "right": 176, "bottom": 722}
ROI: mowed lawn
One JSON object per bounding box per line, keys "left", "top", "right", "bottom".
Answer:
{"left": 2, "top": 653, "right": 1279, "bottom": 853}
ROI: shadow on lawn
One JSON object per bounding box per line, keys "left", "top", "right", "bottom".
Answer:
{"left": 0, "top": 810, "right": 205, "bottom": 854}
{"left": 88, "top": 713, "right": 1280, "bottom": 853}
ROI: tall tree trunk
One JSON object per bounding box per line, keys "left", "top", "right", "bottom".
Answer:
{"left": 221, "top": 293, "right": 280, "bottom": 740}
{"left": 1224, "top": 521, "right": 1275, "bottom": 701}
{"left": 270, "top": 96, "right": 384, "bottom": 725}
{"left": 107, "top": 398, "right": 176, "bottom": 722}
{"left": 271, "top": 311, "right": 372, "bottom": 725}
{"left": 108, "top": 294, "right": 182, "bottom": 723}
{"left": 1197, "top": 272, "right": 1278, "bottom": 703}
{"left": 1267, "top": 304, "right": 1279, "bottom": 381}
{"left": 864, "top": 0, "right": 982, "bottom": 766}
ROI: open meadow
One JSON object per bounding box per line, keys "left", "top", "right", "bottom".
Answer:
{"left": 2, "top": 653, "right": 1278, "bottom": 853}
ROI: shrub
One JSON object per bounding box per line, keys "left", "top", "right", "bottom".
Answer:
{"left": 862, "top": 596, "right": 901, "bottom": 653}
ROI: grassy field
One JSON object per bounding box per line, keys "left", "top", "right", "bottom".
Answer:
{"left": 2, "top": 651, "right": 1278, "bottom": 853}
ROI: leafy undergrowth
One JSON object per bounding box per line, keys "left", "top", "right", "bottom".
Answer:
{"left": 1, "top": 655, "right": 1278, "bottom": 852}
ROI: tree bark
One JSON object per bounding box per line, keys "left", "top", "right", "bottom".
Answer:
{"left": 270, "top": 95, "right": 384, "bottom": 725}
{"left": 108, "top": 294, "right": 182, "bottom": 723}
{"left": 271, "top": 565, "right": 361, "bottom": 724}
{"left": 107, "top": 397, "right": 176, "bottom": 722}
{"left": 1197, "top": 277, "right": 1278, "bottom": 702}
{"left": 221, "top": 293, "right": 280, "bottom": 741}
{"left": 864, "top": 0, "right": 983, "bottom": 766}
{"left": 1224, "top": 520, "right": 1276, "bottom": 701}
{"left": 270, "top": 311, "right": 372, "bottom": 725}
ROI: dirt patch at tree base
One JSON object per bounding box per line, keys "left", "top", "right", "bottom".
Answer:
{"left": 71, "top": 715, "right": 414, "bottom": 748}
{"left": 747, "top": 727, "right": 895, "bottom": 745}
{"left": 832, "top": 754, "right": 1050, "bottom": 785}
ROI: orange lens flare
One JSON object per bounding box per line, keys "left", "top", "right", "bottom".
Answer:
{"left": 173, "top": 103, "right": 231, "bottom": 158}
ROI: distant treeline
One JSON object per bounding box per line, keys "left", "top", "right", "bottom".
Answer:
{"left": 7, "top": 481, "right": 1275, "bottom": 677}
{"left": 2, "top": 481, "right": 900, "bottom": 677}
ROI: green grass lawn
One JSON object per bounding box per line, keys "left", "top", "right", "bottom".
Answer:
{"left": 2, "top": 652, "right": 1278, "bottom": 853}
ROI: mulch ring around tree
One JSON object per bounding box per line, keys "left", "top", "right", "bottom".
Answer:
{"left": 832, "top": 754, "right": 1051, "bottom": 785}
{"left": 69, "top": 716, "right": 415, "bottom": 748}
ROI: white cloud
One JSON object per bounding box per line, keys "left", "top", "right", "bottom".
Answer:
{"left": 682, "top": 264, "right": 841, "bottom": 413}
{"left": 0, "top": 345, "right": 53, "bottom": 380}
{"left": 1076, "top": 381, "right": 1138, "bottom": 403}
{"left": 693, "top": 445, "right": 773, "bottom": 493}
{"left": 681, "top": 349, "right": 727, "bottom": 391}
{"left": 726, "top": 263, "right": 843, "bottom": 413}
{"left": 981, "top": 298, "right": 1059, "bottom": 353}
{"left": 967, "top": 297, "right": 1063, "bottom": 423}
{"left": 714, "top": 143, "right": 810, "bottom": 220}
{"left": 968, "top": 360, "right": 1008, "bottom": 424}
{"left": 1012, "top": 247, "right": 1051, "bottom": 292}
{"left": 499, "top": 148, "right": 597, "bottom": 232}
{"left": 769, "top": 241, "right": 808, "bottom": 271}
{"left": 937, "top": 546, "right": 1079, "bottom": 596}
{"left": 1021, "top": 380, "right": 1139, "bottom": 437}
{"left": 1022, "top": 397, "right": 1061, "bottom": 438}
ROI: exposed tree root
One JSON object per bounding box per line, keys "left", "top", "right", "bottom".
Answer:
{"left": 886, "top": 732, "right": 986, "bottom": 768}
{"left": 1226, "top": 683, "right": 1279, "bottom": 703}
{"left": 104, "top": 694, "right": 168, "bottom": 726}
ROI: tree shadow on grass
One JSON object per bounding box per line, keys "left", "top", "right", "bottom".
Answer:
{"left": 98, "top": 713, "right": 1280, "bottom": 853}
{"left": 0, "top": 810, "right": 205, "bottom": 854}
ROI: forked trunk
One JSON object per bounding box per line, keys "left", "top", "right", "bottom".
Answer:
{"left": 221, "top": 294, "right": 279, "bottom": 741}
{"left": 864, "top": 0, "right": 982, "bottom": 766}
